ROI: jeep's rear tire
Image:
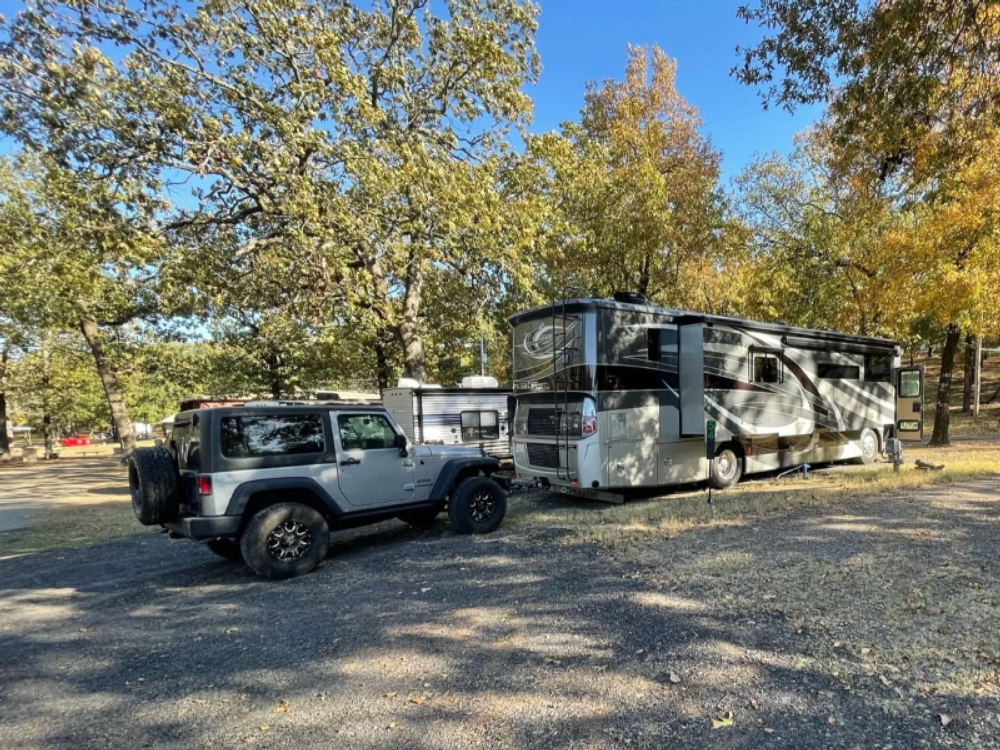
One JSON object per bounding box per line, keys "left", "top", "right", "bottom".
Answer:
{"left": 206, "top": 538, "right": 243, "bottom": 561}
{"left": 240, "top": 503, "right": 329, "bottom": 580}
{"left": 448, "top": 477, "right": 507, "bottom": 535}
{"left": 128, "top": 447, "right": 180, "bottom": 525}
{"left": 396, "top": 506, "right": 442, "bottom": 529}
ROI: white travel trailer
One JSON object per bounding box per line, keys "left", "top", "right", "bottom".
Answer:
{"left": 510, "top": 294, "right": 923, "bottom": 497}
{"left": 383, "top": 377, "right": 513, "bottom": 460}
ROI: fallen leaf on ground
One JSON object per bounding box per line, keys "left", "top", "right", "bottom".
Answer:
{"left": 259, "top": 724, "right": 270, "bottom": 731}
{"left": 669, "top": 672, "right": 682, "bottom": 684}
{"left": 763, "top": 594, "right": 777, "bottom": 601}
{"left": 712, "top": 712, "right": 734, "bottom": 729}
{"left": 384, "top": 692, "right": 398, "bottom": 698}
{"left": 635, "top": 648, "right": 646, "bottom": 655}
{"left": 224, "top": 627, "right": 239, "bottom": 634}
{"left": 409, "top": 695, "right": 426, "bottom": 705}
{"left": 860, "top": 647, "right": 871, "bottom": 656}
{"left": 749, "top": 699, "right": 760, "bottom": 710}
{"left": 387, "top": 721, "right": 398, "bottom": 730}
{"left": 273, "top": 699, "right": 290, "bottom": 713}
{"left": 939, "top": 714, "right": 952, "bottom": 727}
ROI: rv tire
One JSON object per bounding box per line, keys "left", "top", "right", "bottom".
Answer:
{"left": 709, "top": 443, "right": 743, "bottom": 489}
{"left": 856, "top": 428, "right": 878, "bottom": 466}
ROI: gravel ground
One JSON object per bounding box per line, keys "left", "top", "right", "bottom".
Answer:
{"left": 2, "top": 480, "right": 999, "bottom": 749}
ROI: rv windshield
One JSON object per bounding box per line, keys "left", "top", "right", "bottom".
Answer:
{"left": 512, "top": 315, "right": 592, "bottom": 391}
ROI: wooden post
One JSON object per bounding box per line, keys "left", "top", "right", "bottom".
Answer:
{"left": 973, "top": 336, "right": 983, "bottom": 422}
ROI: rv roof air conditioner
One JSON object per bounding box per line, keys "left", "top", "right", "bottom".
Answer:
{"left": 461, "top": 375, "right": 500, "bottom": 389}
{"left": 612, "top": 291, "right": 648, "bottom": 305}
{"left": 396, "top": 377, "right": 420, "bottom": 389}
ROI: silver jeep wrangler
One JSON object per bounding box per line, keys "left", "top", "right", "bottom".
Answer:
{"left": 128, "top": 404, "right": 508, "bottom": 579}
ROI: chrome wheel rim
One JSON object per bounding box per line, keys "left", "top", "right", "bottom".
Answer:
{"left": 468, "top": 491, "right": 496, "bottom": 523}
{"left": 716, "top": 449, "right": 738, "bottom": 482}
{"left": 267, "top": 520, "right": 312, "bottom": 562}
{"left": 862, "top": 432, "right": 877, "bottom": 462}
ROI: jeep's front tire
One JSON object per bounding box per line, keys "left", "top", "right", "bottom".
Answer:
{"left": 206, "top": 538, "right": 243, "bottom": 561}
{"left": 448, "top": 477, "right": 507, "bottom": 535}
{"left": 128, "top": 447, "right": 180, "bottom": 525}
{"left": 396, "top": 506, "right": 443, "bottom": 529}
{"left": 240, "top": 503, "right": 329, "bottom": 580}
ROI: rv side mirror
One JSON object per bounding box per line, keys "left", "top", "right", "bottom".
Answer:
{"left": 395, "top": 433, "right": 409, "bottom": 455}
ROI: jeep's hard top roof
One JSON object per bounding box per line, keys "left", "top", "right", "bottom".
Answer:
{"left": 174, "top": 403, "right": 388, "bottom": 421}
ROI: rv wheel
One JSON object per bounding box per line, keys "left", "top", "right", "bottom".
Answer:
{"left": 709, "top": 444, "right": 743, "bottom": 489}
{"left": 855, "top": 428, "right": 878, "bottom": 466}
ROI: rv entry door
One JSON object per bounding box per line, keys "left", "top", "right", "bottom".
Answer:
{"left": 895, "top": 366, "right": 924, "bottom": 442}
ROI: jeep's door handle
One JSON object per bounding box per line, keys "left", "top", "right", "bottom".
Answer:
{"left": 340, "top": 458, "right": 361, "bottom": 466}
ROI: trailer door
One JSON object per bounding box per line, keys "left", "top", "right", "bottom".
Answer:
{"left": 895, "top": 366, "right": 924, "bottom": 442}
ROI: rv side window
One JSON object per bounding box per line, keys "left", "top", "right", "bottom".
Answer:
{"left": 753, "top": 354, "right": 780, "bottom": 384}
{"left": 461, "top": 411, "right": 499, "bottom": 441}
{"left": 818, "top": 363, "right": 860, "bottom": 379}
{"left": 864, "top": 354, "right": 892, "bottom": 383}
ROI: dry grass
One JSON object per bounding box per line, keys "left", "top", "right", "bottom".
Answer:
{"left": 511, "top": 441, "right": 1000, "bottom": 551}
{"left": 922, "top": 351, "right": 1000, "bottom": 436}
{"left": 0, "top": 501, "right": 142, "bottom": 557}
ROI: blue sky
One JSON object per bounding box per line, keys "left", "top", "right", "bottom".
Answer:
{"left": 528, "top": 0, "right": 824, "bottom": 181}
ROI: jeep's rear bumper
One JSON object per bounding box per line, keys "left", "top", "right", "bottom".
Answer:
{"left": 164, "top": 514, "right": 241, "bottom": 541}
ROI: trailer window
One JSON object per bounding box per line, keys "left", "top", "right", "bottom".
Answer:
{"left": 864, "top": 354, "right": 892, "bottom": 383}
{"left": 818, "top": 363, "right": 860, "bottom": 379}
{"left": 753, "top": 354, "right": 780, "bottom": 384}
{"left": 461, "top": 411, "right": 499, "bottom": 441}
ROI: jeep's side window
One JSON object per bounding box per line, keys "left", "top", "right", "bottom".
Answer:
{"left": 337, "top": 414, "right": 396, "bottom": 451}
{"left": 220, "top": 415, "right": 324, "bottom": 458}
{"left": 461, "top": 411, "right": 499, "bottom": 441}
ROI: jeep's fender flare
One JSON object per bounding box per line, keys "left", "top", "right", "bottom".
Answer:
{"left": 225, "top": 478, "right": 345, "bottom": 517}
{"left": 430, "top": 457, "right": 500, "bottom": 501}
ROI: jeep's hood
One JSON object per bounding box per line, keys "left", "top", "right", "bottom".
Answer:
{"left": 410, "top": 444, "right": 484, "bottom": 459}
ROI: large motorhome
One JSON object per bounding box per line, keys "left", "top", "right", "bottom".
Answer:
{"left": 510, "top": 294, "right": 923, "bottom": 496}
{"left": 383, "top": 377, "right": 513, "bottom": 460}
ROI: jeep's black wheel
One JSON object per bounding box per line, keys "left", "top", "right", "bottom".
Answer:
{"left": 240, "top": 503, "right": 329, "bottom": 580}
{"left": 396, "top": 506, "right": 442, "bottom": 529}
{"left": 128, "top": 447, "right": 180, "bottom": 525}
{"left": 206, "top": 538, "right": 243, "bottom": 561}
{"left": 448, "top": 477, "right": 507, "bottom": 535}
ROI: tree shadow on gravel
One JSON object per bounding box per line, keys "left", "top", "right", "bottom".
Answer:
{"left": 0, "top": 482, "right": 999, "bottom": 749}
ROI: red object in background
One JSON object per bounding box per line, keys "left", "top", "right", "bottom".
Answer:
{"left": 60, "top": 437, "right": 92, "bottom": 447}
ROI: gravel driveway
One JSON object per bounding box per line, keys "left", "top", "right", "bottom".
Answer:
{"left": 2, "top": 480, "right": 999, "bottom": 749}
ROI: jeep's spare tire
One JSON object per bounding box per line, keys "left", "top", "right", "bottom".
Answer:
{"left": 128, "top": 446, "right": 180, "bottom": 525}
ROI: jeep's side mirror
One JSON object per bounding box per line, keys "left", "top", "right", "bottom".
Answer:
{"left": 395, "top": 433, "right": 408, "bottom": 455}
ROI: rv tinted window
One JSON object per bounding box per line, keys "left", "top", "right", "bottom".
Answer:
{"left": 753, "top": 354, "right": 780, "bottom": 384}
{"left": 864, "top": 354, "right": 892, "bottom": 382}
{"left": 337, "top": 414, "right": 396, "bottom": 451}
{"left": 818, "top": 363, "right": 860, "bottom": 379}
{"left": 461, "top": 411, "right": 500, "bottom": 442}
{"left": 899, "top": 370, "right": 921, "bottom": 398}
{"left": 221, "top": 414, "right": 324, "bottom": 458}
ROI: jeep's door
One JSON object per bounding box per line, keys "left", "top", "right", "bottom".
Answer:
{"left": 895, "top": 366, "right": 924, "bottom": 442}
{"left": 334, "top": 412, "right": 415, "bottom": 507}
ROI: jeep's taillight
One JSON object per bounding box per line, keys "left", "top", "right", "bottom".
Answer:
{"left": 197, "top": 476, "right": 212, "bottom": 495}
{"left": 582, "top": 415, "right": 597, "bottom": 435}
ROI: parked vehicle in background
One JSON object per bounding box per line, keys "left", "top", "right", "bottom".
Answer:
{"left": 383, "top": 376, "right": 513, "bottom": 460}
{"left": 128, "top": 404, "right": 508, "bottom": 579}
{"left": 510, "top": 293, "right": 923, "bottom": 499}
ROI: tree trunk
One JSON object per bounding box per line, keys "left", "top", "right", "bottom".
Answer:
{"left": 399, "top": 252, "right": 427, "bottom": 382}
{"left": 263, "top": 346, "right": 285, "bottom": 399}
{"left": 374, "top": 338, "right": 391, "bottom": 392}
{"left": 0, "top": 342, "right": 10, "bottom": 456}
{"left": 962, "top": 333, "right": 974, "bottom": 412}
{"left": 637, "top": 252, "right": 651, "bottom": 298}
{"left": 76, "top": 304, "right": 135, "bottom": 459}
{"left": 929, "top": 323, "right": 961, "bottom": 446}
